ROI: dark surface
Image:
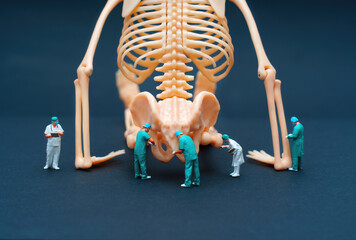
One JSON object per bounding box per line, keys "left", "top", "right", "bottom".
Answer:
{"left": 0, "top": 0, "right": 356, "bottom": 239}
{"left": 0, "top": 118, "right": 356, "bottom": 239}
{"left": 1, "top": 117, "right": 356, "bottom": 240}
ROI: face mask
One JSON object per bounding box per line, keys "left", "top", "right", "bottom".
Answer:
{"left": 53, "top": 121, "right": 58, "bottom": 125}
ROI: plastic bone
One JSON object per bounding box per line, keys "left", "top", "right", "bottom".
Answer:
{"left": 74, "top": 0, "right": 292, "bottom": 170}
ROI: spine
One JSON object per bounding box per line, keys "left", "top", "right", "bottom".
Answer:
{"left": 155, "top": 0, "right": 193, "bottom": 99}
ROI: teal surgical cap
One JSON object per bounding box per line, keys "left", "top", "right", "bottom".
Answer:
{"left": 51, "top": 116, "right": 58, "bottom": 123}
{"left": 222, "top": 134, "right": 229, "bottom": 140}
{"left": 175, "top": 131, "right": 183, "bottom": 137}
{"left": 291, "top": 117, "right": 299, "bottom": 123}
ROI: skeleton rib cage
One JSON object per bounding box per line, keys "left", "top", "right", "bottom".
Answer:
{"left": 118, "top": 0, "right": 234, "bottom": 99}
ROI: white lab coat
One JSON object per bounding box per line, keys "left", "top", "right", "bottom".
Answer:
{"left": 228, "top": 139, "right": 244, "bottom": 167}
{"left": 44, "top": 124, "right": 64, "bottom": 168}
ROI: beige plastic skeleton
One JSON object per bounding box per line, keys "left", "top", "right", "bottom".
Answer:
{"left": 74, "top": 0, "right": 292, "bottom": 170}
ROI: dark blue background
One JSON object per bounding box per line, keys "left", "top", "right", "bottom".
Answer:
{"left": 0, "top": 1, "right": 355, "bottom": 239}
{"left": 1, "top": 0, "right": 355, "bottom": 118}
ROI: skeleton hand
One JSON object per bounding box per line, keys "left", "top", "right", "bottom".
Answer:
{"left": 246, "top": 150, "right": 275, "bottom": 164}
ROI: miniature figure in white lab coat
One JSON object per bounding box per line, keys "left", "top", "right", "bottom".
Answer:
{"left": 221, "top": 134, "right": 244, "bottom": 177}
{"left": 44, "top": 116, "right": 64, "bottom": 170}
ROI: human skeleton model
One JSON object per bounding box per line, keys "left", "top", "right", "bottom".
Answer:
{"left": 74, "top": 0, "right": 293, "bottom": 170}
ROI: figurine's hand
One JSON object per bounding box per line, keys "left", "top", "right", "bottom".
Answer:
{"left": 172, "top": 151, "right": 176, "bottom": 155}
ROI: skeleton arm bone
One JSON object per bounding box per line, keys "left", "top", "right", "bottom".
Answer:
{"left": 230, "top": 0, "right": 274, "bottom": 80}
{"left": 74, "top": 0, "right": 124, "bottom": 169}
{"left": 231, "top": 0, "right": 292, "bottom": 170}
{"left": 80, "top": 0, "right": 123, "bottom": 76}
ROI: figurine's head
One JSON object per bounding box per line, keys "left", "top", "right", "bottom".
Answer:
{"left": 290, "top": 116, "right": 299, "bottom": 125}
{"left": 51, "top": 116, "right": 59, "bottom": 125}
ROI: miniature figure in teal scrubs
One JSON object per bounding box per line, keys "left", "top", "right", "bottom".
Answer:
{"left": 134, "top": 123, "right": 155, "bottom": 179}
{"left": 173, "top": 131, "right": 200, "bottom": 188}
{"left": 287, "top": 117, "right": 304, "bottom": 171}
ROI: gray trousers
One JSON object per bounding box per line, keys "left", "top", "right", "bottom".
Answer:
{"left": 46, "top": 145, "right": 61, "bottom": 168}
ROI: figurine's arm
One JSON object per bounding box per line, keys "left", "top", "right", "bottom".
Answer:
{"left": 287, "top": 127, "right": 299, "bottom": 139}
{"left": 230, "top": 0, "right": 274, "bottom": 80}
{"left": 45, "top": 134, "right": 52, "bottom": 138}
{"left": 148, "top": 138, "right": 155, "bottom": 145}
{"left": 173, "top": 150, "right": 183, "bottom": 155}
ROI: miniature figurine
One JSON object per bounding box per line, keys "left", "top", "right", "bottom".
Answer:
{"left": 286, "top": 117, "right": 304, "bottom": 171}
{"left": 44, "top": 116, "right": 64, "bottom": 170}
{"left": 74, "top": 0, "right": 293, "bottom": 170}
{"left": 134, "top": 123, "right": 155, "bottom": 179}
{"left": 173, "top": 131, "right": 200, "bottom": 188}
{"left": 221, "top": 134, "right": 244, "bottom": 177}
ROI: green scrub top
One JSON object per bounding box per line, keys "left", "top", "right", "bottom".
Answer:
{"left": 287, "top": 123, "right": 304, "bottom": 157}
{"left": 134, "top": 130, "right": 151, "bottom": 155}
{"left": 178, "top": 135, "right": 198, "bottom": 161}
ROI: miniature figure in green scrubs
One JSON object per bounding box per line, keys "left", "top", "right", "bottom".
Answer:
{"left": 134, "top": 123, "right": 155, "bottom": 179}
{"left": 173, "top": 131, "right": 200, "bottom": 188}
{"left": 287, "top": 117, "right": 304, "bottom": 171}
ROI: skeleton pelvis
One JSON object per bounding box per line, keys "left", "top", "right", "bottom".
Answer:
{"left": 128, "top": 91, "right": 220, "bottom": 163}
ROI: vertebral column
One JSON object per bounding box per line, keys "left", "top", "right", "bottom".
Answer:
{"left": 155, "top": 0, "right": 193, "bottom": 99}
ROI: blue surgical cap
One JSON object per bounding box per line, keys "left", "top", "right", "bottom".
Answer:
{"left": 291, "top": 117, "right": 299, "bottom": 123}
{"left": 175, "top": 131, "right": 183, "bottom": 137}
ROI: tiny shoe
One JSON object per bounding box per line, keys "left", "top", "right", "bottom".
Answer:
{"left": 43, "top": 165, "right": 49, "bottom": 170}
{"left": 142, "top": 176, "right": 151, "bottom": 180}
{"left": 180, "top": 183, "right": 190, "bottom": 188}
{"left": 53, "top": 166, "right": 60, "bottom": 170}
{"left": 192, "top": 182, "right": 200, "bottom": 186}
{"left": 288, "top": 167, "right": 298, "bottom": 172}
{"left": 231, "top": 173, "right": 240, "bottom": 177}
{"left": 230, "top": 172, "right": 235, "bottom": 176}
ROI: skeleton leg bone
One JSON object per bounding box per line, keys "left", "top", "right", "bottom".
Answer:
{"left": 74, "top": 0, "right": 125, "bottom": 169}
{"left": 116, "top": 70, "right": 140, "bottom": 148}
{"left": 191, "top": 90, "right": 223, "bottom": 148}
{"left": 193, "top": 72, "right": 222, "bottom": 148}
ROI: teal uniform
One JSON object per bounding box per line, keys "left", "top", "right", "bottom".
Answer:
{"left": 134, "top": 130, "right": 151, "bottom": 178}
{"left": 287, "top": 123, "right": 304, "bottom": 170}
{"left": 178, "top": 135, "right": 200, "bottom": 187}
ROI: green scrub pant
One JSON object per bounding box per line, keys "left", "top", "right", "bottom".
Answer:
{"left": 185, "top": 158, "right": 200, "bottom": 187}
{"left": 292, "top": 156, "right": 302, "bottom": 170}
{"left": 134, "top": 154, "right": 148, "bottom": 178}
